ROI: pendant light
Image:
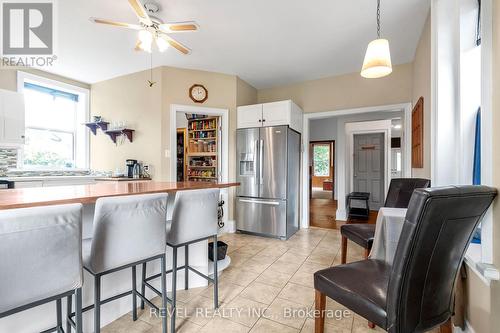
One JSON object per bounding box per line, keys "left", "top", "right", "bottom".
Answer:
{"left": 361, "top": 0, "right": 392, "bottom": 78}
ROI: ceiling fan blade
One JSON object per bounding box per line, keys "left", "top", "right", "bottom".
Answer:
{"left": 90, "top": 17, "right": 142, "bottom": 30}
{"left": 128, "top": 0, "right": 152, "bottom": 25}
{"left": 158, "top": 34, "right": 191, "bottom": 55}
{"left": 158, "top": 21, "right": 199, "bottom": 33}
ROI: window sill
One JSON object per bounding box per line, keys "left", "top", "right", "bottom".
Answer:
{"left": 464, "top": 243, "right": 500, "bottom": 285}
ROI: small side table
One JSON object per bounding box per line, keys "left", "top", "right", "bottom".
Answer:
{"left": 346, "top": 192, "right": 370, "bottom": 220}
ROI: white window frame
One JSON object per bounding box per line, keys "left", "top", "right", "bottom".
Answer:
{"left": 17, "top": 71, "right": 90, "bottom": 170}
{"left": 431, "top": 0, "right": 496, "bottom": 281}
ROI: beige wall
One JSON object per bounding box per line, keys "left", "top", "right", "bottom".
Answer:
{"left": 0, "top": 68, "right": 90, "bottom": 91}
{"left": 257, "top": 63, "right": 413, "bottom": 113}
{"left": 159, "top": 66, "right": 238, "bottom": 181}
{"left": 90, "top": 68, "right": 163, "bottom": 177}
{"left": 90, "top": 66, "right": 257, "bottom": 220}
{"left": 411, "top": 13, "right": 432, "bottom": 179}
{"left": 237, "top": 77, "right": 258, "bottom": 106}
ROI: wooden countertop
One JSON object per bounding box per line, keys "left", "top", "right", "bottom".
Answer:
{"left": 0, "top": 181, "right": 239, "bottom": 210}
{"left": 94, "top": 177, "right": 152, "bottom": 181}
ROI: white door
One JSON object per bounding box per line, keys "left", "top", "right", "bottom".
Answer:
{"left": 237, "top": 104, "right": 263, "bottom": 128}
{"left": 262, "top": 101, "right": 290, "bottom": 127}
{"left": 1, "top": 91, "right": 25, "bottom": 144}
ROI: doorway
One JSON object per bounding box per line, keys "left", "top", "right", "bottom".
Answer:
{"left": 170, "top": 104, "right": 230, "bottom": 229}
{"left": 310, "top": 141, "right": 335, "bottom": 199}
{"left": 309, "top": 140, "right": 337, "bottom": 229}
{"left": 353, "top": 133, "right": 385, "bottom": 210}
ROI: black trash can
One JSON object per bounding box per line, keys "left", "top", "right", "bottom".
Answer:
{"left": 208, "top": 241, "right": 228, "bottom": 262}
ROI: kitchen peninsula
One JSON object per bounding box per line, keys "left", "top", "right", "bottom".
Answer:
{"left": 0, "top": 181, "right": 238, "bottom": 333}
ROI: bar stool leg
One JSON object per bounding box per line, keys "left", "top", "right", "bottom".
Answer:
{"left": 66, "top": 294, "right": 72, "bottom": 333}
{"left": 75, "top": 288, "right": 83, "bottom": 333}
{"left": 171, "top": 247, "right": 178, "bottom": 333}
{"left": 160, "top": 255, "right": 168, "bottom": 333}
{"left": 132, "top": 266, "right": 138, "bottom": 321}
{"left": 213, "top": 235, "right": 218, "bottom": 309}
{"left": 140, "top": 262, "right": 147, "bottom": 309}
{"left": 94, "top": 275, "right": 101, "bottom": 333}
{"left": 184, "top": 245, "right": 189, "bottom": 290}
{"left": 56, "top": 298, "right": 62, "bottom": 332}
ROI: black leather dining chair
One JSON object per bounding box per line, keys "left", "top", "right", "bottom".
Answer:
{"left": 340, "top": 178, "right": 431, "bottom": 264}
{"left": 314, "top": 185, "right": 496, "bottom": 333}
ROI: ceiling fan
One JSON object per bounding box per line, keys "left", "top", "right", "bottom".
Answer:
{"left": 90, "top": 0, "right": 198, "bottom": 54}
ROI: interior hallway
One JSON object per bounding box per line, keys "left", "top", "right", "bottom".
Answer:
{"left": 309, "top": 197, "right": 378, "bottom": 230}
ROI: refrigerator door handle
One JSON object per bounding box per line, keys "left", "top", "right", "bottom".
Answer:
{"left": 239, "top": 198, "right": 280, "bottom": 206}
{"left": 259, "top": 139, "right": 264, "bottom": 185}
{"left": 255, "top": 140, "right": 260, "bottom": 185}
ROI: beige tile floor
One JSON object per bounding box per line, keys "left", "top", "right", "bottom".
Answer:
{"left": 102, "top": 228, "right": 440, "bottom": 333}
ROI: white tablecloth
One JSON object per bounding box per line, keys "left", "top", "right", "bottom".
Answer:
{"left": 369, "top": 207, "right": 408, "bottom": 264}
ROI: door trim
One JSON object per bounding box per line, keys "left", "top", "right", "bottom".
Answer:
{"left": 301, "top": 103, "right": 412, "bottom": 228}
{"left": 170, "top": 104, "right": 229, "bottom": 226}
{"left": 346, "top": 120, "right": 392, "bottom": 207}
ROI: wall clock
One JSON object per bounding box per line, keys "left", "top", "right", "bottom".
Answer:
{"left": 189, "top": 84, "right": 208, "bottom": 103}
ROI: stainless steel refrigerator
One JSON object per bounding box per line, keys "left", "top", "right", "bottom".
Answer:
{"left": 236, "top": 126, "right": 300, "bottom": 240}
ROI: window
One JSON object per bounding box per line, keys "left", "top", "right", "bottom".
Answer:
{"left": 313, "top": 144, "right": 330, "bottom": 177}
{"left": 18, "top": 72, "right": 89, "bottom": 169}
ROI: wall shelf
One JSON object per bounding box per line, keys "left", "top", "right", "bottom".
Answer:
{"left": 104, "top": 129, "right": 135, "bottom": 144}
{"left": 84, "top": 121, "right": 109, "bottom": 135}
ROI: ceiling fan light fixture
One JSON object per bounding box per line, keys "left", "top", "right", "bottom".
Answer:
{"left": 156, "top": 36, "right": 169, "bottom": 52}
{"left": 361, "top": 38, "right": 392, "bottom": 78}
{"left": 361, "top": 0, "right": 392, "bottom": 79}
{"left": 138, "top": 29, "right": 153, "bottom": 52}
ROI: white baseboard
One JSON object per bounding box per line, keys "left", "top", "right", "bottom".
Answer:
{"left": 336, "top": 208, "right": 347, "bottom": 221}
{"left": 453, "top": 321, "right": 476, "bottom": 333}
{"left": 219, "top": 219, "right": 236, "bottom": 234}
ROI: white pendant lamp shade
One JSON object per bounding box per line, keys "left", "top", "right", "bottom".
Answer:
{"left": 361, "top": 38, "right": 392, "bottom": 78}
{"left": 361, "top": 0, "right": 392, "bottom": 79}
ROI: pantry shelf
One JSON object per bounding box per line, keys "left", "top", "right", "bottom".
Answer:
{"left": 186, "top": 117, "right": 219, "bottom": 183}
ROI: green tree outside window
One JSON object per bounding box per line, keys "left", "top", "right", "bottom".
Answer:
{"left": 313, "top": 144, "right": 330, "bottom": 177}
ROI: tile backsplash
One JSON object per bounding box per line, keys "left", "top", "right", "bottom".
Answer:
{"left": 0, "top": 147, "right": 18, "bottom": 176}
{"left": 0, "top": 147, "right": 92, "bottom": 177}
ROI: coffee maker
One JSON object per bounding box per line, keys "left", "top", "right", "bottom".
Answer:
{"left": 126, "top": 159, "right": 138, "bottom": 178}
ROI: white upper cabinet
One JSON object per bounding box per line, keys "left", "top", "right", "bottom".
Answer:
{"left": 0, "top": 89, "right": 25, "bottom": 145}
{"left": 237, "top": 100, "right": 303, "bottom": 133}
{"left": 236, "top": 104, "right": 263, "bottom": 129}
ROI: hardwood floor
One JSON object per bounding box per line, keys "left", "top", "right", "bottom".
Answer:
{"left": 309, "top": 198, "right": 377, "bottom": 229}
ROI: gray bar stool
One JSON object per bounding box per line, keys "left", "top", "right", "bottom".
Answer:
{"left": 75, "top": 193, "right": 168, "bottom": 333}
{"left": 0, "top": 204, "right": 83, "bottom": 333}
{"left": 142, "top": 189, "right": 220, "bottom": 333}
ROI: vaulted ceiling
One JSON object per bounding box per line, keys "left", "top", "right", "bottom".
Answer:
{"left": 51, "top": 0, "right": 430, "bottom": 88}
